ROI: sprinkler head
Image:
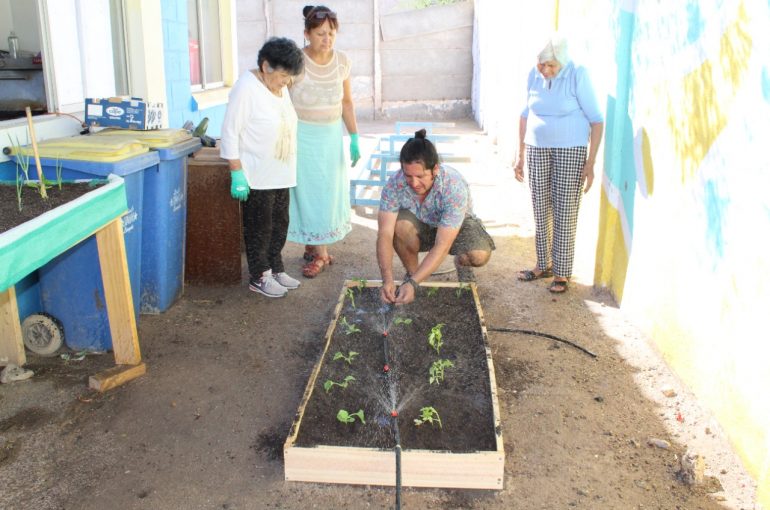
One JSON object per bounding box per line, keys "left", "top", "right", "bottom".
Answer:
{"left": 383, "top": 364, "right": 390, "bottom": 373}
{"left": 391, "top": 410, "right": 398, "bottom": 417}
{"left": 383, "top": 331, "right": 388, "bottom": 337}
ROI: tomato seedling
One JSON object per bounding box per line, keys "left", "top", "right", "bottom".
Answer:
{"left": 333, "top": 351, "right": 359, "bottom": 365}
{"left": 339, "top": 316, "right": 361, "bottom": 335}
{"left": 428, "top": 323, "right": 445, "bottom": 354}
{"left": 344, "top": 287, "right": 356, "bottom": 308}
{"left": 426, "top": 286, "right": 438, "bottom": 297}
{"left": 324, "top": 375, "right": 355, "bottom": 393}
{"left": 455, "top": 283, "right": 471, "bottom": 297}
{"left": 337, "top": 409, "right": 365, "bottom": 424}
{"left": 393, "top": 317, "right": 412, "bottom": 325}
{"left": 429, "top": 359, "right": 454, "bottom": 385}
{"left": 351, "top": 277, "right": 367, "bottom": 291}
{"left": 414, "top": 406, "right": 442, "bottom": 428}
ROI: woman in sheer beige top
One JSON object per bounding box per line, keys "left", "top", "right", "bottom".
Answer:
{"left": 287, "top": 5, "right": 360, "bottom": 278}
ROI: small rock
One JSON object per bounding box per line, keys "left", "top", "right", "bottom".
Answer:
{"left": 662, "top": 388, "right": 677, "bottom": 398}
{"left": 647, "top": 437, "right": 671, "bottom": 449}
{"left": 0, "top": 364, "right": 34, "bottom": 383}
{"left": 629, "top": 439, "right": 641, "bottom": 448}
{"left": 705, "top": 427, "right": 712, "bottom": 435}
{"left": 594, "top": 396, "right": 604, "bottom": 403}
{"left": 676, "top": 450, "right": 705, "bottom": 485}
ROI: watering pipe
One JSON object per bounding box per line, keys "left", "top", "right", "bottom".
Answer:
{"left": 382, "top": 329, "right": 402, "bottom": 510}
{"left": 487, "top": 327, "right": 597, "bottom": 358}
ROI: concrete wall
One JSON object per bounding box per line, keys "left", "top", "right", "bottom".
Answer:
{"left": 235, "top": 0, "right": 474, "bottom": 120}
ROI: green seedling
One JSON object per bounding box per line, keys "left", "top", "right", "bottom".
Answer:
{"left": 337, "top": 409, "right": 365, "bottom": 424}
{"left": 333, "top": 351, "right": 359, "bottom": 365}
{"left": 428, "top": 323, "right": 445, "bottom": 354}
{"left": 14, "top": 166, "right": 23, "bottom": 211}
{"left": 344, "top": 287, "right": 356, "bottom": 308}
{"left": 339, "top": 316, "right": 361, "bottom": 335}
{"left": 393, "top": 317, "right": 412, "bottom": 326}
{"left": 455, "top": 283, "right": 471, "bottom": 297}
{"left": 429, "top": 359, "right": 454, "bottom": 385}
{"left": 55, "top": 156, "right": 63, "bottom": 190}
{"left": 350, "top": 277, "right": 367, "bottom": 291}
{"left": 426, "top": 286, "right": 438, "bottom": 297}
{"left": 414, "top": 406, "right": 442, "bottom": 428}
{"left": 324, "top": 375, "right": 355, "bottom": 393}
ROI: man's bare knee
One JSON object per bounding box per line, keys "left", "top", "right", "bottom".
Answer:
{"left": 457, "top": 250, "right": 490, "bottom": 268}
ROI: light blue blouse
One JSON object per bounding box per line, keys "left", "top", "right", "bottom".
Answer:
{"left": 521, "top": 61, "right": 603, "bottom": 148}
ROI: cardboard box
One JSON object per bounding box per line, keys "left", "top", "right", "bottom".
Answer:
{"left": 85, "top": 97, "right": 164, "bottom": 130}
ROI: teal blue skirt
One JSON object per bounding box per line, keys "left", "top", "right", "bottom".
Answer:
{"left": 287, "top": 120, "right": 352, "bottom": 245}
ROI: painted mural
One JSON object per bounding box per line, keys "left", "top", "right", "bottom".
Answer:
{"left": 595, "top": 0, "right": 770, "bottom": 504}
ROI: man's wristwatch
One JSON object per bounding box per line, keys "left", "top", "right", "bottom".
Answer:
{"left": 403, "top": 277, "right": 420, "bottom": 293}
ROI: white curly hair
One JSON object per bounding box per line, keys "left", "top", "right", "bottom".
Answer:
{"left": 537, "top": 33, "right": 570, "bottom": 65}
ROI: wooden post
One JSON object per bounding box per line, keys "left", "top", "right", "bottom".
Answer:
{"left": 94, "top": 218, "right": 141, "bottom": 365}
{"left": 0, "top": 286, "right": 26, "bottom": 366}
{"left": 25, "top": 107, "right": 48, "bottom": 199}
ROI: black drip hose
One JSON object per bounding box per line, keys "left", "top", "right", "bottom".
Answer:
{"left": 382, "top": 333, "right": 402, "bottom": 510}
{"left": 487, "top": 327, "right": 598, "bottom": 358}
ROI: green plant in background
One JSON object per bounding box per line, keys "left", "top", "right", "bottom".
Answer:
{"left": 428, "top": 323, "right": 445, "bottom": 354}
{"left": 350, "top": 277, "right": 367, "bottom": 291}
{"left": 337, "top": 409, "right": 365, "bottom": 424}
{"left": 339, "top": 316, "right": 361, "bottom": 335}
{"left": 324, "top": 375, "right": 355, "bottom": 393}
{"left": 344, "top": 287, "right": 356, "bottom": 308}
{"left": 333, "top": 351, "right": 359, "bottom": 365}
{"left": 55, "top": 156, "right": 63, "bottom": 190}
{"left": 455, "top": 283, "right": 471, "bottom": 297}
{"left": 428, "top": 359, "right": 454, "bottom": 385}
{"left": 394, "top": 317, "right": 412, "bottom": 326}
{"left": 426, "top": 286, "right": 438, "bottom": 298}
{"left": 414, "top": 406, "right": 442, "bottom": 428}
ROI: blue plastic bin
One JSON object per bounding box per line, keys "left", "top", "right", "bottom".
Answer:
{"left": 23, "top": 152, "right": 158, "bottom": 351}
{"left": 139, "top": 138, "right": 201, "bottom": 313}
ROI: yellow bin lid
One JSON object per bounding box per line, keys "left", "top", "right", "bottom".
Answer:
{"left": 11, "top": 135, "right": 149, "bottom": 162}
{"left": 92, "top": 128, "right": 192, "bottom": 148}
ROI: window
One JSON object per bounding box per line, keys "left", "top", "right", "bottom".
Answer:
{"left": 188, "top": 0, "right": 224, "bottom": 90}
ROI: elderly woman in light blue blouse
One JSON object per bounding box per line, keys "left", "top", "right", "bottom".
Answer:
{"left": 514, "top": 34, "right": 604, "bottom": 294}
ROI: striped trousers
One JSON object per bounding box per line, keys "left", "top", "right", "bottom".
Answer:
{"left": 525, "top": 145, "right": 587, "bottom": 279}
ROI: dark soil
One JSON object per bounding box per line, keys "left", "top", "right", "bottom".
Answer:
{"left": 0, "top": 182, "right": 101, "bottom": 234}
{"left": 293, "top": 284, "right": 497, "bottom": 453}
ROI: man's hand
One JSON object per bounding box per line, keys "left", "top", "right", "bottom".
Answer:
{"left": 230, "top": 169, "right": 249, "bottom": 201}
{"left": 394, "top": 279, "right": 416, "bottom": 305}
{"left": 380, "top": 281, "right": 397, "bottom": 304}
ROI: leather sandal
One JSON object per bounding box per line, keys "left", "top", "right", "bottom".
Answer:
{"left": 517, "top": 267, "right": 553, "bottom": 281}
{"left": 303, "top": 246, "right": 315, "bottom": 262}
{"left": 302, "top": 254, "right": 333, "bottom": 278}
{"left": 548, "top": 279, "right": 568, "bottom": 293}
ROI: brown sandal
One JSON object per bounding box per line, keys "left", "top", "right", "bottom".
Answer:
{"left": 302, "top": 254, "right": 333, "bottom": 278}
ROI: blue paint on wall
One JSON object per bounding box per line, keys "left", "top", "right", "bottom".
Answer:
{"left": 703, "top": 179, "right": 727, "bottom": 259}
{"left": 762, "top": 67, "right": 770, "bottom": 102}
{"left": 160, "top": 0, "right": 227, "bottom": 135}
{"left": 686, "top": 2, "right": 704, "bottom": 44}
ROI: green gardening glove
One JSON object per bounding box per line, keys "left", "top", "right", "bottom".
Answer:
{"left": 349, "top": 133, "right": 361, "bottom": 167}
{"left": 230, "top": 169, "right": 249, "bottom": 201}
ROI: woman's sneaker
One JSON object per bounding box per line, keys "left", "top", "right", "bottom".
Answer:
{"left": 249, "top": 270, "right": 288, "bottom": 298}
{"left": 273, "top": 272, "right": 300, "bottom": 290}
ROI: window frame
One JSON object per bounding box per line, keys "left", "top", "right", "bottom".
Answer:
{"left": 189, "top": 0, "right": 226, "bottom": 92}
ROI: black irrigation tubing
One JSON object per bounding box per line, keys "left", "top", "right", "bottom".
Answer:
{"left": 382, "top": 331, "right": 402, "bottom": 510}
{"left": 487, "top": 327, "right": 598, "bottom": 359}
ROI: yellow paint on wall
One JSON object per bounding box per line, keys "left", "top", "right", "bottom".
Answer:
{"left": 665, "top": 2, "right": 752, "bottom": 182}
{"left": 640, "top": 128, "right": 654, "bottom": 195}
{"left": 594, "top": 191, "right": 628, "bottom": 301}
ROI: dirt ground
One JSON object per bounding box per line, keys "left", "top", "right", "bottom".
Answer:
{"left": 0, "top": 120, "right": 761, "bottom": 510}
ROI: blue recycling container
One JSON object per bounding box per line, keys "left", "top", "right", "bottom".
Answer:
{"left": 139, "top": 138, "right": 201, "bottom": 313}
{"left": 27, "top": 152, "right": 158, "bottom": 351}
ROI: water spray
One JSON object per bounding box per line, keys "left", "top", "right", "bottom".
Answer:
{"left": 382, "top": 329, "right": 402, "bottom": 509}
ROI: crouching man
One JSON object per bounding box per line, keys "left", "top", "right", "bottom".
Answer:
{"left": 376, "top": 129, "right": 495, "bottom": 305}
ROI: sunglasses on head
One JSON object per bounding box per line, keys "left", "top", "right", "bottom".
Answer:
{"left": 308, "top": 10, "right": 337, "bottom": 21}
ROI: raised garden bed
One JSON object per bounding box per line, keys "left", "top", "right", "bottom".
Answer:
{"left": 284, "top": 281, "right": 504, "bottom": 489}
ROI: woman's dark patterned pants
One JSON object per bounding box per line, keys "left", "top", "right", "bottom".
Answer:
{"left": 525, "top": 145, "right": 587, "bottom": 279}
{"left": 242, "top": 188, "right": 290, "bottom": 278}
